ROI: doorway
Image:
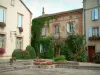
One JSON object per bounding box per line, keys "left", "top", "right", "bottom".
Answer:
{"left": 88, "top": 46, "right": 95, "bottom": 62}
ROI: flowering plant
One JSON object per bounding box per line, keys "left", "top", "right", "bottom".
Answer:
{"left": 0, "top": 48, "right": 5, "bottom": 55}
{"left": 19, "top": 27, "right": 23, "bottom": 32}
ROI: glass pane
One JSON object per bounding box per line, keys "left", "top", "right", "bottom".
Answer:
{"left": 95, "top": 8, "right": 99, "bottom": 20}
{"left": 42, "top": 28, "right": 46, "bottom": 36}
{"left": 0, "top": 8, "right": 4, "bottom": 22}
{"left": 67, "top": 23, "right": 70, "bottom": 32}
{"left": 92, "top": 9, "right": 95, "bottom": 20}
{"left": 0, "top": 35, "right": 4, "bottom": 48}
{"left": 18, "top": 15, "right": 22, "bottom": 27}
{"left": 88, "top": 28, "right": 92, "bottom": 37}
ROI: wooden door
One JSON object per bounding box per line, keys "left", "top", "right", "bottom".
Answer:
{"left": 88, "top": 46, "right": 95, "bottom": 62}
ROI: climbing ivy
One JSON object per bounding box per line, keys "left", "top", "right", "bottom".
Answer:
{"left": 31, "top": 16, "right": 53, "bottom": 56}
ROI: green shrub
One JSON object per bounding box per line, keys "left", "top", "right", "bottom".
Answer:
{"left": 22, "top": 50, "right": 31, "bottom": 59}
{"left": 12, "top": 49, "right": 23, "bottom": 59}
{"left": 54, "top": 55, "right": 66, "bottom": 62}
{"left": 93, "top": 52, "right": 100, "bottom": 64}
{"left": 26, "top": 45, "right": 36, "bottom": 59}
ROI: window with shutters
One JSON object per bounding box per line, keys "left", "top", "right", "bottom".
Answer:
{"left": 54, "top": 25, "right": 59, "bottom": 34}
{"left": 92, "top": 8, "right": 99, "bottom": 21}
{"left": 0, "top": 7, "right": 6, "bottom": 23}
{"left": 88, "top": 27, "right": 100, "bottom": 40}
{"left": 42, "top": 27, "right": 46, "bottom": 36}
{"left": 16, "top": 37, "right": 23, "bottom": 49}
{"left": 66, "top": 22, "right": 76, "bottom": 33}
{"left": 0, "top": 35, "right": 5, "bottom": 48}
{"left": 18, "top": 13, "right": 23, "bottom": 28}
{"left": 98, "top": 0, "right": 100, "bottom": 4}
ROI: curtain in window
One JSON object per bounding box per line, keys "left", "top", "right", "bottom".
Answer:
{"left": 88, "top": 28, "right": 92, "bottom": 37}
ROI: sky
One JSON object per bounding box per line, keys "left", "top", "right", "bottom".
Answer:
{"left": 23, "top": 0, "right": 83, "bottom": 18}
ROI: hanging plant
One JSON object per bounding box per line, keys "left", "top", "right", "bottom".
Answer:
{"left": 0, "top": 48, "right": 5, "bottom": 55}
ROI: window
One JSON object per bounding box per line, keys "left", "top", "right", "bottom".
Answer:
{"left": 93, "top": 27, "right": 99, "bottom": 36}
{"left": 16, "top": 37, "right": 23, "bottom": 49}
{"left": 67, "top": 22, "right": 76, "bottom": 33}
{"left": 11, "top": 0, "right": 15, "bottom": 6}
{"left": 54, "top": 25, "right": 59, "bottom": 34}
{"left": 42, "top": 27, "right": 46, "bottom": 36}
{"left": 18, "top": 14, "right": 23, "bottom": 27}
{"left": 88, "top": 27, "right": 100, "bottom": 38}
{"left": 98, "top": 0, "right": 100, "bottom": 4}
{"left": 0, "top": 7, "right": 6, "bottom": 23}
{"left": 92, "top": 8, "right": 99, "bottom": 20}
{"left": 0, "top": 35, "right": 5, "bottom": 48}
{"left": 40, "top": 44, "right": 43, "bottom": 53}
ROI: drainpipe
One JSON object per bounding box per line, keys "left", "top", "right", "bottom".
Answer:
{"left": 83, "top": 0, "right": 86, "bottom": 44}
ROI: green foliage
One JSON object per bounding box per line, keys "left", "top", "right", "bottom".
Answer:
{"left": 31, "top": 16, "right": 53, "bottom": 56}
{"left": 39, "top": 37, "right": 54, "bottom": 59}
{"left": 54, "top": 55, "right": 66, "bottom": 62}
{"left": 26, "top": 45, "right": 36, "bottom": 59}
{"left": 93, "top": 52, "right": 100, "bottom": 64}
{"left": 22, "top": 50, "right": 31, "bottom": 59}
{"left": 12, "top": 49, "right": 23, "bottom": 59}
{"left": 60, "top": 34, "right": 87, "bottom": 62}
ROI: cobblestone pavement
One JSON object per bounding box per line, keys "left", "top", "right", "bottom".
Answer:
{"left": 1, "top": 68, "right": 100, "bottom": 75}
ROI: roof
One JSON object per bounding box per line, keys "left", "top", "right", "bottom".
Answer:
{"left": 38, "top": 8, "right": 83, "bottom": 18}
{"left": 20, "top": 0, "right": 32, "bottom": 14}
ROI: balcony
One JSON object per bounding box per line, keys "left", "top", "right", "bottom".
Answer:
{"left": 0, "top": 22, "right": 6, "bottom": 28}
{"left": 89, "top": 36, "right": 100, "bottom": 41}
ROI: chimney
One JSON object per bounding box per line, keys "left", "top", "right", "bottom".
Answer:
{"left": 42, "top": 7, "right": 45, "bottom": 15}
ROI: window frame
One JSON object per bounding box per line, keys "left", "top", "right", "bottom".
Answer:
{"left": 16, "top": 37, "right": 23, "bottom": 49}
{"left": 42, "top": 27, "right": 46, "bottom": 36}
{"left": 92, "top": 8, "right": 99, "bottom": 21}
{"left": 17, "top": 13, "right": 23, "bottom": 28}
{"left": 54, "top": 24, "right": 59, "bottom": 34}
{"left": 0, "top": 6, "right": 6, "bottom": 23}
{"left": 0, "top": 34, "right": 5, "bottom": 49}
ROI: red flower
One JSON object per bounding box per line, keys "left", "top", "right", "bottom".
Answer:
{"left": 0, "top": 48, "right": 5, "bottom": 55}
{"left": 19, "top": 27, "right": 23, "bottom": 32}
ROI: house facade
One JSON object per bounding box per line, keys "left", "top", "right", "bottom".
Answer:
{"left": 41, "top": 8, "right": 83, "bottom": 56}
{"left": 83, "top": 0, "right": 100, "bottom": 62}
{"left": 0, "top": 0, "right": 32, "bottom": 59}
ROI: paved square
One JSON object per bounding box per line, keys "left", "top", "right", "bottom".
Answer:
{"left": 1, "top": 68, "right": 100, "bottom": 75}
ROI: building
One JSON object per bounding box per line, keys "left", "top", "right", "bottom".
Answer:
{"left": 41, "top": 8, "right": 83, "bottom": 56}
{"left": 0, "top": 0, "right": 32, "bottom": 59}
{"left": 83, "top": 0, "right": 100, "bottom": 62}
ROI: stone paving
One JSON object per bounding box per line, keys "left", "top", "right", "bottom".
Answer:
{"left": 1, "top": 68, "right": 100, "bottom": 75}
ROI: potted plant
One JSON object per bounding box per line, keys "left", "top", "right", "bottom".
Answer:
{"left": 19, "top": 27, "right": 23, "bottom": 32}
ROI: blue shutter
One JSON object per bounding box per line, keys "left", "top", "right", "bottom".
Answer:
{"left": 88, "top": 28, "right": 92, "bottom": 37}
{"left": 92, "top": 9, "right": 95, "bottom": 20}
{"left": 95, "top": 8, "right": 99, "bottom": 20}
